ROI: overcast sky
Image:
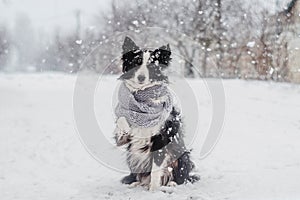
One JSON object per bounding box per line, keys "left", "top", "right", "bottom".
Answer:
{"left": 0, "top": 0, "right": 111, "bottom": 33}
{"left": 0, "top": 0, "right": 292, "bottom": 34}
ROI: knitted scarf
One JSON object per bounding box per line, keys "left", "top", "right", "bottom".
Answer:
{"left": 115, "top": 82, "right": 173, "bottom": 128}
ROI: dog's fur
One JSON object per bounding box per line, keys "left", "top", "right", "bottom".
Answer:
{"left": 114, "top": 36, "right": 199, "bottom": 190}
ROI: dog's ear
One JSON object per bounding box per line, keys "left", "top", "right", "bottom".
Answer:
{"left": 154, "top": 44, "right": 172, "bottom": 67}
{"left": 122, "top": 36, "right": 139, "bottom": 54}
{"left": 159, "top": 44, "right": 171, "bottom": 52}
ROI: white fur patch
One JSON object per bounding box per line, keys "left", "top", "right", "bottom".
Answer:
{"left": 116, "top": 117, "right": 130, "bottom": 133}
{"left": 149, "top": 154, "right": 172, "bottom": 190}
{"left": 135, "top": 51, "right": 150, "bottom": 83}
{"left": 149, "top": 162, "right": 162, "bottom": 191}
{"left": 127, "top": 124, "right": 162, "bottom": 174}
{"left": 125, "top": 51, "right": 154, "bottom": 91}
{"left": 114, "top": 117, "right": 131, "bottom": 146}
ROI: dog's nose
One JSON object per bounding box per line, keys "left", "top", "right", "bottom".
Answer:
{"left": 137, "top": 75, "right": 146, "bottom": 82}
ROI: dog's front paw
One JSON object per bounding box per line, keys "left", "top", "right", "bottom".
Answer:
{"left": 114, "top": 127, "right": 131, "bottom": 146}
{"left": 149, "top": 185, "right": 159, "bottom": 191}
{"left": 114, "top": 117, "right": 131, "bottom": 146}
{"left": 149, "top": 182, "right": 160, "bottom": 191}
{"left": 128, "top": 181, "right": 141, "bottom": 188}
{"left": 167, "top": 181, "right": 177, "bottom": 187}
{"left": 117, "top": 117, "right": 131, "bottom": 133}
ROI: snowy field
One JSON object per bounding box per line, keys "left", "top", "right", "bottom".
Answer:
{"left": 0, "top": 73, "right": 300, "bottom": 200}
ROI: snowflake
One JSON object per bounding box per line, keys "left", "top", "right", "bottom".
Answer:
{"left": 247, "top": 41, "right": 255, "bottom": 48}
{"left": 75, "top": 40, "right": 82, "bottom": 45}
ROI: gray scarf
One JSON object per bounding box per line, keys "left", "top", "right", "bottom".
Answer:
{"left": 115, "top": 82, "right": 173, "bottom": 128}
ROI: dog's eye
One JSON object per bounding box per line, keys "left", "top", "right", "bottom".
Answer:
{"left": 136, "top": 58, "right": 142, "bottom": 65}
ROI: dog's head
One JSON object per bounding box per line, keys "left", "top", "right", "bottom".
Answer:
{"left": 119, "top": 36, "right": 171, "bottom": 89}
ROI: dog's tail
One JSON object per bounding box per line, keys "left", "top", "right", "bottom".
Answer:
{"left": 172, "top": 152, "right": 200, "bottom": 185}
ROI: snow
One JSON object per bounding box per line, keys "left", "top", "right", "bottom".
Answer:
{"left": 0, "top": 73, "right": 300, "bottom": 200}
{"left": 75, "top": 40, "right": 83, "bottom": 45}
{"left": 132, "top": 20, "right": 139, "bottom": 26}
{"left": 247, "top": 41, "right": 256, "bottom": 48}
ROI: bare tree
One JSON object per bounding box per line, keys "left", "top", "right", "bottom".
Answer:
{"left": 249, "top": 5, "right": 292, "bottom": 81}
{"left": 89, "top": 0, "right": 293, "bottom": 81}
{"left": 0, "top": 24, "right": 10, "bottom": 70}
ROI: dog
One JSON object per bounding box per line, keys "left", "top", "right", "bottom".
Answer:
{"left": 113, "top": 36, "right": 199, "bottom": 190}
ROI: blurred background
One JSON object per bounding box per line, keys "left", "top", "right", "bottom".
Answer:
{"left": 0, "top": 0, "right": 299, "bottom": 82}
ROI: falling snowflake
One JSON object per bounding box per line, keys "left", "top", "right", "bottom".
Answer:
{"left": 75, "top": 40, "right": 82, "bottom": 45}
{"left": 132, "top": 20, "right": 139, "bottom": 26}
{"left": 247, "top": 41, "right": 255, "bottom": 48}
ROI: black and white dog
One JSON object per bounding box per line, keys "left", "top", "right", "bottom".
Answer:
{"left": 114, "top": 36, "right": 199, "bottom": 190}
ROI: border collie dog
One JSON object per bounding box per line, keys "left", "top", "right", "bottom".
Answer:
{"left": 114, "top": 36, "right": 199, "bottom": 190}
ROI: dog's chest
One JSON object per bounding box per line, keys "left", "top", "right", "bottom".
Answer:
{"left": 130, "top": 124, "right": 162, "bottom": 150}
{"left": 126, "top": 123, "right": 163, "bottom": 173}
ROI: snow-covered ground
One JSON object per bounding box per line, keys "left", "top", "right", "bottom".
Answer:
{"left": 0, "top": 73, "right": 300, "bottom": 200}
